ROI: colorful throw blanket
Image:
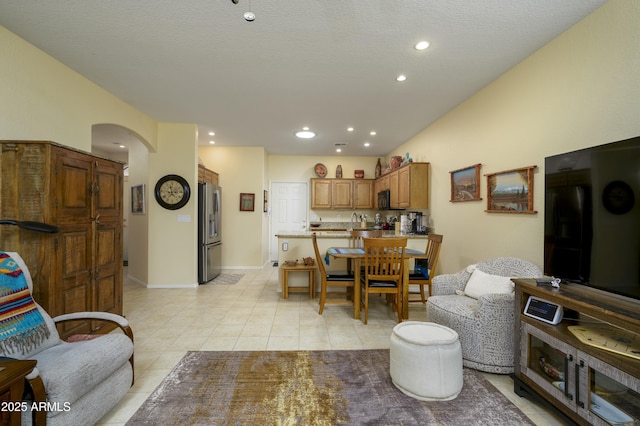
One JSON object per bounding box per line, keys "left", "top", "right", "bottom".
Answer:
{"left": 0, "top": 252, "right": 50, "bottom": 355}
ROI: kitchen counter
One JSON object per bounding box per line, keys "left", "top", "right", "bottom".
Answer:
{"left": 276, "top": 230, "right": 429, "bottom": 239}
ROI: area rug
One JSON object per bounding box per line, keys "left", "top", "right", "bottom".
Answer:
{"left": 204, "top": 273, "right": 243, "bottom": 285}
{"left": 126, "top": 350, "right": 534, "bottom": 425}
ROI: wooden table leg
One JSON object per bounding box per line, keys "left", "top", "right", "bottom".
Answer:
{"left": 353, "top": 259, "right": 361, "bottom": 320}
{"left": 282, "top": 269, "right": 288, "bottom": 299}
{"left": 402, "top": 259, "right": 410, "bottom": 319}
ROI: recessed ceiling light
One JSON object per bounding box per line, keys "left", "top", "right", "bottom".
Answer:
{"left": 208, "top": 131, "right": 215, "bottom": 136}
{"left": 336, "top": 148, "right": 342, "bottom": 153}
{"left": 295, "top": 129, "right": 316, "bottom": 139}
{"left": 209, "top": 140, "right": 215, "bottom": 144}
{"left": 364, "top": 142, "right": 370, "bottom": 147}
{"left": 415, "top": 41, "right": 430, "bottom": 50}
{"left": 396, "top": 75, "right": 407, "bottom": 82}
{"left": 370, "top": 131, "right": 376, "bottom": 136}
{"left": 119, "top": 145, "right": 126, "bottom": 149}
{"left": 347, "top": 127, "right": 354, "bottom": 132}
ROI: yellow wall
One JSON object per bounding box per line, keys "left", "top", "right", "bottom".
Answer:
{"left": 199, "top": 146, "right": 267, "bottom": 268}
{"left": 389, "top": 0, "right": 640, "bottom": 273}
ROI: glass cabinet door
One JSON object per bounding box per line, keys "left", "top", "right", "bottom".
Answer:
{"left": 577, "top": 352, "right": 639, "bottom": 426}
{"left": 521, "top": 322, "right": 577, "bottom": 410}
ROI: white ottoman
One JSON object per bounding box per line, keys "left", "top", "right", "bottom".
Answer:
{"left": 390, "top": 321, "right": 463, "bottom": 401}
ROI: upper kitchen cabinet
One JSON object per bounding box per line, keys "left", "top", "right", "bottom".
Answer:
{"left": 332, "top": 179, "right": 353, "bottom": 209}
{"left": 311, "top": 178, "right": 332, "bottom": 209}
{"left": 353, "top": 179, "right": 374, "bottom": 209}
{"left": 396, "top": 162, "right": 429, "bottom": 209}
{"left": 0, "top": 141, "right": 123, "bottom": 339}
{"left": 381, "top": 162, "right": 429, "bottom": 209}
{"left": 198, "top": 164, "right": 219, "bottom": 185}
{"left": 311, "top": 178, "right": 374, "bottom": 209}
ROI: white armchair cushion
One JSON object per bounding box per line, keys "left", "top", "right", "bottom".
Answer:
{"left": 462, "top": 268, "right": 514, "bottom": 299}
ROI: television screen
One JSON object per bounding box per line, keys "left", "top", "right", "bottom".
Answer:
{"left": 544, "top": 136, "right": 640, "bottom": 301}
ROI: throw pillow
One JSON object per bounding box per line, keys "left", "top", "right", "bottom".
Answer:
{"left": 463, "top": 268, "right": 514, "bottom": 299}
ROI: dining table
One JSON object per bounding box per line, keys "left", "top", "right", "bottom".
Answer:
{"left": 325, "top": 246, "right": 428, "bottom": 321}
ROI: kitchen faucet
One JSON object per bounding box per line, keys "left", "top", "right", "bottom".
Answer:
{"left": 350, "top": 211, "right": 358, "bottom": 231}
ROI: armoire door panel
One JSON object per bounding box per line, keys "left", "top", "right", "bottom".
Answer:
{"left": 54, "top": 149, "right": 93, "bottom": 221}
{"left": 94, "top": 160, "right": 122, "bottom": 219}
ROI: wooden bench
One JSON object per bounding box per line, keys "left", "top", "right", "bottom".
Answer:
{"left": 280, "top": 264, "right": 316, "bottom": 299}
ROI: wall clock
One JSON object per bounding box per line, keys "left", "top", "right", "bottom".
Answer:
{"left": 154, "top": 174, "right": 191, "bottom": 210}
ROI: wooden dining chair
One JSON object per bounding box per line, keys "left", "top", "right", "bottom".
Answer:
{"left": 408, "top": 233, "right": 443, "bottom": 303}
{"left": 311, "top": 233, "right": 356, "bottom": 314}
{"left": 350, "top": 229, "right": 384, "bottom": 247}
{"left": 348, "top": 229, "right": 384, "bottom": 274}
{"left": 361, "top": 237, "right": 407, "bottom": 324}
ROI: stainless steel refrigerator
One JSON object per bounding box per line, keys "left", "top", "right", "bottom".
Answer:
{"left": 198, "top": 183, "right": 222, "bottom": 283}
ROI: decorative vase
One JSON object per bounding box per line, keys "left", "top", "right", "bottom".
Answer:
{"left": 336, "top": 165, "right": 342, "bottom": 178}
{"left": 375, "top": 158, "right": 382, "bottom": 178}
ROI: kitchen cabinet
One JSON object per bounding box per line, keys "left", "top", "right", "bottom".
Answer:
{"left": 353, "top": 179, "right": 373, "bottom": 209}
{"left": 386, "top": 162, "right": 429, "bottom": 209}
{"left": 0, "top": 141, "right": 123, "bottom": 338}
{"left": 310, "top": 178, "right": 374, "bottom": 210}
{"left": 332, "top": 179, "right": 353, "bottom": 209}
{"left": 513, "top": 279, "right": 640, "bottom": 425}
{"left": 311, "top": 179, "right": 333, "bottom": 209}
{"left": 198, "top": 164, "right": 219, "bottom": 185}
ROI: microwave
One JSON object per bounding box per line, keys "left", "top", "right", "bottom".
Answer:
{"left": 378, "top": 190, "right": 391, "bottom": 210}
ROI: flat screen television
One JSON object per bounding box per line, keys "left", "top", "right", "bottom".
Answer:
{"left": 544, "top": 136, "right": 640, "bottom": 301}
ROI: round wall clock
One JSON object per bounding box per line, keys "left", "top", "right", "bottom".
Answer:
{"left": 602, "top": 180, "right": 634, "bottom": 215}
{"left": 314, "top": 163, "right": 328, "bottom": 178}
{"left": 154, "top": 174, "right": 191, "bottom": 210}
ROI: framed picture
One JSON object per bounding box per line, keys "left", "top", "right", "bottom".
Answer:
{"left": 131, "top": 184, "right": 146, "bottom": 215}
{"left": 240, "top": 193, "right": 255, "bottom": 211}
{"left": 450, "top": 164, "right": 482, "bottom": 202}
{"left": 486, "top": 165, "right": 537, "bottom": 214}
{"left": 263, "top": 190, "right": 268, "bottom": 212}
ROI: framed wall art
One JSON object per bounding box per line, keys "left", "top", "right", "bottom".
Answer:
{"left": 450, "top": 164, "right": 482, "bottom": 202}
{"left": 486, "top": 165, "right": 537, "bottom": 214}
{"left": 131, "top": 184, "right": 146, "bottom": 215}
{"left": 263, "top": 190, "right": 269, "bottom": 212}
{"left": 240, "top": 193, "right": 255, "bottom": 211}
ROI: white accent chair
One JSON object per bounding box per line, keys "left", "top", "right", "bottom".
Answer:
{"left": 0, "top": 252, "right": 134, "bottom": 426}
{"left": 426, "top": 257, "right": 541, "bottom": 374}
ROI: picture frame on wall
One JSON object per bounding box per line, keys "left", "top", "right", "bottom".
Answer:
{"left": 240, "top": 193, "right": 255, "bottom": 211}
{"left": 131, "top": 184, "right": 145, "bottom": 214}
{"left": 485, "top": 165, "right": 537, "bottom": 214}
{"left": 450, "top": 164, "right": 482, "bottom": 202}
{"left": 263, "top": 190, "right": 268, "bottom": 212}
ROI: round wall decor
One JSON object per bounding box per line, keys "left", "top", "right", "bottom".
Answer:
{"left": 154, "top": 174, "right": 191, "bottom": 210}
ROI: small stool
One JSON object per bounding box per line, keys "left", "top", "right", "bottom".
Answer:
{"left": 390, "top": 321, "right": 463, "bottom": 401}
{"left": 281, "top": 264, "right": 316, "bottom": 299}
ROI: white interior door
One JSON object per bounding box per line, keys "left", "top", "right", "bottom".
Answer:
{"left": 269, "top": 182, "right": 308, "bottom": 261}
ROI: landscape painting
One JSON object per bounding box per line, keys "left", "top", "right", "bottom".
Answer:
{"left": 486, "top": 165, "right": 537, "bottom": 213}
{"left": 450, "top": 164, "right": 481, "bottom": 202}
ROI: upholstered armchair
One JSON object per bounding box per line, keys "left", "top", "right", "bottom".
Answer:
{"left": 0, "top": 252, "right": 134, "bottom": 426}
{"left": 427, "top": 257, "right": 542, "bottom": 374}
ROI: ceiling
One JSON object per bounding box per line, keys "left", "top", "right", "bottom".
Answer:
{"left": 0, "top": 1, "right": 606, "bottom": 157}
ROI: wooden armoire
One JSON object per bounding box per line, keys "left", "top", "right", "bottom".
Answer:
{"left": 0, "top": 141, "right": 123, "bottom": 338}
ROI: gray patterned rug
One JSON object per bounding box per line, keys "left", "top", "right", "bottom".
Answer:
{"left": 204, "top": 273, "right": 243, "bottom": 285}
{"left": 126, "top": 350, "right": 534, "bottom": 425}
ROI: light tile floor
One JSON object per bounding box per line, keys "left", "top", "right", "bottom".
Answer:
{"left": 98, "top": 266, "right": 568, "bottom": 425}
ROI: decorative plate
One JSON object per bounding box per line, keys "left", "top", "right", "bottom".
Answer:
{"left": 602, "top": 180, "right": 634, "bottom": 215}
{"left": 314, "top": 163, "right": 328, "bottom": 178}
